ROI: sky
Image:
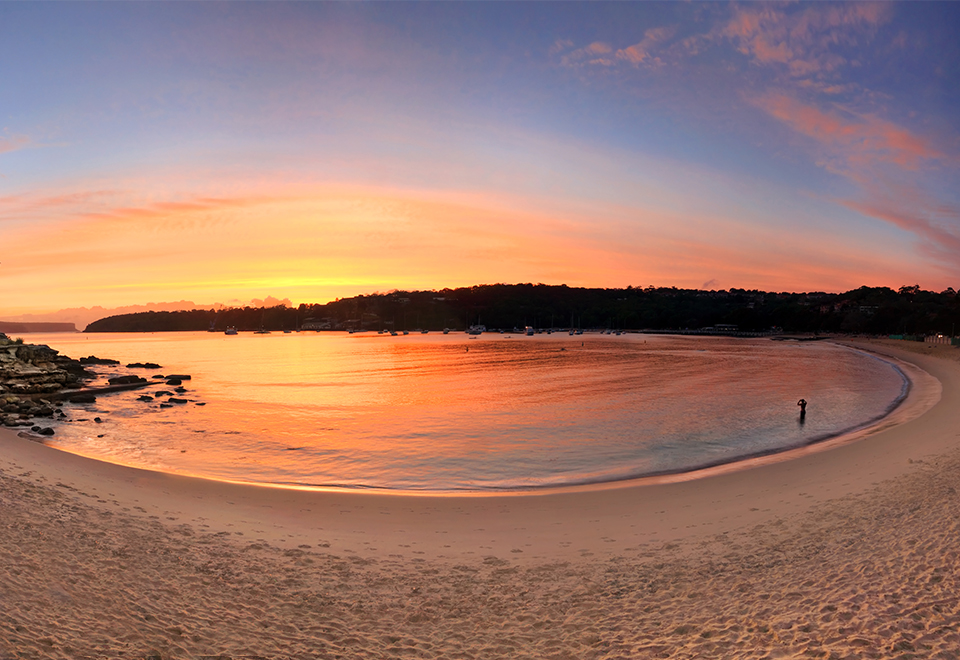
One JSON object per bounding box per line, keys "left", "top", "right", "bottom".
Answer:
{"left": 2, "top": 1, "right": 959, "bottom": 319}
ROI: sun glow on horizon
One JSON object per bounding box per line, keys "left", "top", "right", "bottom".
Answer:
{"left": 2, "top": 3, "right": 958, "bottom": 319}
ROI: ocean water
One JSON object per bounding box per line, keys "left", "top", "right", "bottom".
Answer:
{"left": 27, "top": 332, "right": 907, "bottom": 491}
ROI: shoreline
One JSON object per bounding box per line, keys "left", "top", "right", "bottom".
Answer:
{"left": 3, "top": 338, "right": 960, "bottom": 657}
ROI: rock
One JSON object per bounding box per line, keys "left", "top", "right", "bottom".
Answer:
{"left": 94, "top": 417, "right": 102, "bottom": 423}
{"left": 153, "top": 390, "right": 173, "bottom": 396}
{"left": 126, "top": 362, "right": 162, "bottom": 369}
{"left": 165, "top": 374, "right": 191, "bottom": 381}
{"left": 152, "top": 374, "right": 165, "bottom": 379}
{"left": 168, "top": 397, "right": 188, "bottom": 404}
{"left": 69, "top": 394, "right": 97, "bottom": 404}
{"left": 37, "top": 427, "right": 55, "bottom": 436}
{"left": 107, "top": 375, "right": 147, "bottom": 386}
{"left": 79, "top": 356, "right": 120, "bottom": 365}
{"left": 165, "top": 379, "right": 182, "bottom": 386}
{"left": 195, "top": 402, "right": 206, "bottom": 406}
{"left": 137, "top": 395, "right": 154, "bottom": 402}
{"left": 174, "top": 387, "right": 187, "bottom": 393}
{"left": 159, "top": 403, "right": 173, "bottom": 408}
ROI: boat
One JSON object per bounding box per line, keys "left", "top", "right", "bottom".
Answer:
{"left": 466, "top": 325, "right": 486, "bottom": 335}
{"left": 525, "top": 326, "right": 534, "bottom": 336}
{"left": 254, "top": 311, "right": 270, "bottom": 334}
{"left": 224, "top": 327, "right": 238, "bottom": 335}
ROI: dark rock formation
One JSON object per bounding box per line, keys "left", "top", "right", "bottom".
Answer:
{"left": 80, "top": 356, "right": 121, "bottom": 365}
{"left": 107, "top": 375, "right": 148, "bottom": 386}
{"left": 126, "top": 362, "right": 162, "bottom": 369}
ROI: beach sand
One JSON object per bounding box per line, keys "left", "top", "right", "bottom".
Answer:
{"left": 2, "top": 339, "right": 960, "bottom": 659}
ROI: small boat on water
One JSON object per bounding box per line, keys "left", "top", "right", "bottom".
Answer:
{"left": 466, "top": 325, "right": 486, "bottom": 335}
{"left": 224, "top": 327, "right": 238, "bottom": 335}
{"left": 525, "top": 326, "right": 534, "bottom": 336}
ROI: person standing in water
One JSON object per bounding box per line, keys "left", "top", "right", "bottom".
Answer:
{"left": 797, "top": 398, "right": 807, "bottom": 421}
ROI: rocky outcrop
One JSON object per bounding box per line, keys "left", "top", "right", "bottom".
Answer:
{"left": 0, "top": 334, "right": 92, "bottom": 429}
{"left": 0, "top": 336, "right": 89, "bottom": 396}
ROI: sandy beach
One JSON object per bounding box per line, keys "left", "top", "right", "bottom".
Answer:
{"left": 3, "top": 338, "right": 960, "bottom": 659}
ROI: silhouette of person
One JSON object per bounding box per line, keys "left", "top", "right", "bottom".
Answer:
{"left": 797, "top": 398, "right": 807, "bottom": 421}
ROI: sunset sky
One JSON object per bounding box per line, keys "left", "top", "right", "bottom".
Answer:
{"left": 2, "top": 2, "right": 959, "bottom": 317}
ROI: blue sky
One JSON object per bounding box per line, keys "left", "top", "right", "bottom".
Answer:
{"left": 2, "top": 2, "right": 958, "bottom": 316}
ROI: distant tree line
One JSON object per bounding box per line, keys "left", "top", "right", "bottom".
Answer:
{"left": 84, "top": 283, "right": 960, "bottom": 337}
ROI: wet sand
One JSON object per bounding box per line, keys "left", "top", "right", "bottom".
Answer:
{"left": 2, "top": 339, "right": 959, "bottom": 658}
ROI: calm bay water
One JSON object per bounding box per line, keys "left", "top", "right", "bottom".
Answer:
{"left": 28, "top": 332, "right": 907, "bottom": 491}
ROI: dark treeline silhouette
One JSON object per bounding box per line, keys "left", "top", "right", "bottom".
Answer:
{"left": 84, "top": 283, "right": 960, "bottom": 336}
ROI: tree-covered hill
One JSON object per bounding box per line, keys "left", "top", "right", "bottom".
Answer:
{"left": 84, "top": 283, "right": 960, "bottom": 337}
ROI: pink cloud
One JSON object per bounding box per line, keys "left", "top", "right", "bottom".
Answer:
{"left": 718, "top": 3, "right": 889, "bottom": 77}
{"left": 558, "top": 41, "right": 617, "bottom": 68}
{"left": 754, "top": 93, "right": 944, "bottom": 171}
{"left": 76, "top": 194, "right": 276, "bottom": 227}
{"left": 842, "top": 198, "right": 960, "bottom": 271}
{"left": 0, "top": 135, "right": 30, "bottom": 155}
{"left": 615, "top": 26, "right": 676, "bottom": 66}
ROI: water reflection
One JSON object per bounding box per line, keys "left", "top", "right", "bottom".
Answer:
{"left": 30, "top": 332, "right": 906, "bottom": 491}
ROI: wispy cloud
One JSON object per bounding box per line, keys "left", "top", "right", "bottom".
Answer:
{"left": 841, "top": 198, "right": 960, "bottom": 276}
{"left": 0, "top": 134, "right": 30, "bottom": 155}
{"left": 558, "top": 41, "right": 617, "bottom": 68}
{"left": 78, "top": 195, "right": 270, "bottom": 226}
{"left": 753, "top": 93, "right": 945, "bottom": 172}
{"left": 615, "top": 26, "right": 676, "bottom": 67}
{"left": 0, "top": 190, "right": 118, "bottom": 224}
